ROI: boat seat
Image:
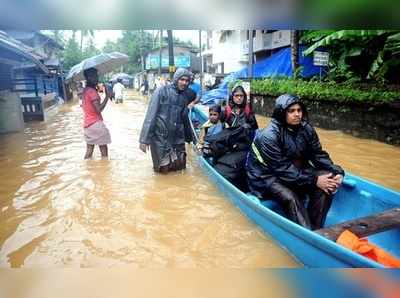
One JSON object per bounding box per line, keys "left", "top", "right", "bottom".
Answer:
{"left": 315, "top": 207, "right": 400, "bottom": 241}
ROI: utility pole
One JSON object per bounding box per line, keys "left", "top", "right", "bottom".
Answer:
{"left": 199, "top": 30, "right": 203, "bottom": 95}
{"left": 139, "top": 29, "right": 145, "bottom": 72}
{"left": 167, "top": 30, "right": 175, "bottom": 79}
{"left": 248, "top": 30, "right": 254, "bottom": 79}
{"left": 159, "top": 29, "right": 162, "bottom": 76}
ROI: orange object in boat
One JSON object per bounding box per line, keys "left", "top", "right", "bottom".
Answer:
{"left": 337, "top": 229, "right": 400, "bottom": 268}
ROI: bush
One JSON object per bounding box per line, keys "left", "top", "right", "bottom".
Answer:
{"left": 251, "top": 78, "right": 400, "bottom": 104}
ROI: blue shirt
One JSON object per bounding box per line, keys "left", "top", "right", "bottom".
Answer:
{"left": 189, "top": 82, "right": 201, "bottom": 97}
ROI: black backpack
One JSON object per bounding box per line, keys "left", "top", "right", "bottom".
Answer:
{"left": 203, "top": 126, "right": 252, "bottom": 159}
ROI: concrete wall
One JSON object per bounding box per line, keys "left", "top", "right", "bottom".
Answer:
{"left": 0, "top": 90, "right": 24, "bottom": 133}
{"left": 252, "top": 94, "right": 400, "bottom": 146}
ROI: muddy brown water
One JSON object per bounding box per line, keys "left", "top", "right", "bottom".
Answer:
{"left": 0, "top": 91, "right": 399, "bottom": 269}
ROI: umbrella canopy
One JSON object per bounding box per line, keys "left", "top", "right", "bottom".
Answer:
{"left": 111, "top": 72, "right": 133, "bottom": 81}
{"left": 66, "top": 52, "right": 129, "bottom": 81}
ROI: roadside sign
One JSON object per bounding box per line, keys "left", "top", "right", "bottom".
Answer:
{"left": 313, "top": 51, "right": 329, "bottom": 66}
{"left": 169, "top": 65, "right": 176, "bottom": 73}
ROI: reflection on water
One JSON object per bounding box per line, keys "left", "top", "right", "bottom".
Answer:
{"left": 1, "top": 92, "right": 399, "bottom": 269}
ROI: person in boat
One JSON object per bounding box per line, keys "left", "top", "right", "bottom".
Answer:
{"left": 224, "top": 83, "right": 258, "bottom": 135}
{"left": 199, "top": 84, "right": 258, "bottom": 191}
{"left": 246, "top": 94, "right": 345, "bottom": 230}
{"left": 139, "top": 68, "right": 193, "bottom": 173}
{"left": 197, "top": 104, "right": 225, "bottom": 153}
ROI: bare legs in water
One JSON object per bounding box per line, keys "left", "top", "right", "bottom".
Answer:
{"left": 84, "top": 144, "right": 108, "bottom": 159}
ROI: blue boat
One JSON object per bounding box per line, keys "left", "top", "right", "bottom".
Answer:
{"left": 190, "top": 107, "right": 400, "bottom": 268}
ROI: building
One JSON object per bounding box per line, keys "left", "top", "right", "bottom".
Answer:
{"left": 0, "top": 31, "right": 50, "bottom": 133}
{"left": 201, "top": 30, "right": 291, "bottom": 76}
{"left": 5, "top": 30, "right": 67, "bottom": 109}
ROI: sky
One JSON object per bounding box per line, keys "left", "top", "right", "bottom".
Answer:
{"left": 93, "top": 30, "right": 201, "bottom": 48}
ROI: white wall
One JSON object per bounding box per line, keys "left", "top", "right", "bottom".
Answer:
{"left": 211, "top": 31, "right": 247, "bottom": 74}
{"left": 253, "top": 30, "right": 291, "bottom": 52}
{"left": 205, "top": 30, "right": 291, "bottom": 75}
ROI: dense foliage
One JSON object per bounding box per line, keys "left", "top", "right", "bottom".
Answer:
{"left": 301, "top": 30, "right": 400, "bottom": 84}
{"left": 251, "top": 78, "right": 400, "bottom": 104}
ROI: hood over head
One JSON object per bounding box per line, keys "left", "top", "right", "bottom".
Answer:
{"left": 271, "top": 94, "right": 308, "bottom": 124}
{"left": 173, "top": 68, "right": 192, "bottom": 86}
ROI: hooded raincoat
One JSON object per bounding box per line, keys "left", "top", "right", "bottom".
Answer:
{"left": 246, "top": 94, "right": 344, "bottom": 229}
{"left": 139, "top": 68, "right": 193, "bottom": 172}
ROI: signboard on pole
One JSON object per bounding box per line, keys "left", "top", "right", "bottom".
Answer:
{"left": 146, "top": 55, "right": 191, "bottom": 70}
{"left": 313, "top": 51, "right": 329, "bottom": 66}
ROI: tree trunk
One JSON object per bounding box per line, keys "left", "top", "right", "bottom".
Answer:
{"left": 291, "top": 30, "right": 299, "bottom": 78}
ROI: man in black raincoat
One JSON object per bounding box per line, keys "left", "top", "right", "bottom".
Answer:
{"left": 246, "top": 94, "right": 345, "bottom": 230}
{"left": 139, "top": 68, "right": 193, "bottom": 173}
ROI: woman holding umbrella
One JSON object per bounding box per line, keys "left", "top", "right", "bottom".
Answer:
{"left": 82, "top": 67, "right": 111, "bottom": 159}
{"left": 66, "top": 52, "right": 129, "bottom": 159}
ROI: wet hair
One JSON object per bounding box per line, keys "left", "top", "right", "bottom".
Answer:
{"left": 83, "top": 67, "right": 98, "bottom": 80}
{"left": 209, "top": 104, "right": 221, "bottom": 115}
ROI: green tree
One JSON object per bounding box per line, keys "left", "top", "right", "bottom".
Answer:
{"left": 62, "top": 35, "right": 82, "bottom": 71}
{"left": 102, "top": 39, "right": 117, "bottom": 53}
{"left": 80, "top": 30, "right": 95, "bottom": 53}
{"left": 291, "top": 30, "right": 300, "bottom": 78}
{"left": 82, "top": 38, "right": 100, "bottom": 59}
{"left": 116, "top": 30, "right": 155, "bottom": 73}
{"left": 302, "top": 30, "right": 400, "bottom": 84}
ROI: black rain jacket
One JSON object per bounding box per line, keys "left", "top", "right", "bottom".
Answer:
{"left": 246, "top": 94, "right": 344, "bottom": 198}
{"left": 139, "top": 68, "right": 193, "bottom": 146}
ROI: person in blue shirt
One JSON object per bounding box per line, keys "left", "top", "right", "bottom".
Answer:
{"left": 197, "top": 104, "right": 225, "bottom": 152}
{"left": 187, "top": 74, "right": 201, "bottom": 109}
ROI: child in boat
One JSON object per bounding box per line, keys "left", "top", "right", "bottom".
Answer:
{"left": 197, "top": 104, "right": 225, "bottom": 153}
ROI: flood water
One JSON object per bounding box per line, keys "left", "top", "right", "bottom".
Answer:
{"left": 0, "top": 91, "right": 399, "bottom": 269}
